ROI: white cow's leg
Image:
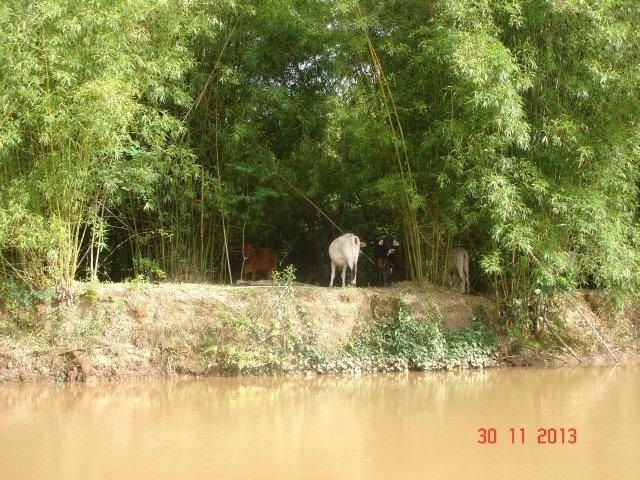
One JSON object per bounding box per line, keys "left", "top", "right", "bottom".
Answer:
{"left": 458, "top": 267, "right": 465, "bottom": 293}
{"left": 351, "top": 260, "right": 357, "bottom": 286}
{"left": 330, "top": 262, "right": 335, "bottom": 287}
{"left": 464, "top": 261, "right": 470, "bottom": 293}
{"left": 341, "top": 265, "right": 346, "bottom": 287}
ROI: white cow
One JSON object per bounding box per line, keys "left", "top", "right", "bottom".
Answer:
{"left": 447, "top": 247, "right": 470, "bottom": 294}
{"left": 329, "top": 233, "right": 365, "bottom": 287}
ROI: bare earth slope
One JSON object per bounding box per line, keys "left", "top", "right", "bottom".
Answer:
{"left": 0, "top": 282, "right": 637, "bottom": 381}
{"left": 0, "top": 282, "right": 489, "bottom": 381}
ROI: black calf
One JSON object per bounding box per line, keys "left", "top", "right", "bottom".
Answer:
{"left": 374, "top": 235, "right": 400, "bottom": 286}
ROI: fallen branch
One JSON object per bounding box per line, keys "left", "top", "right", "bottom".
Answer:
{"left": 542, "top": 315, "right": 581, "bottom": 364}
{"left": 567, "top": 296, "right": 617, "bottom": 363}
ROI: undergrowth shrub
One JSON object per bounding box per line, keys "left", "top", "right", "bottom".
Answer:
{"left": 346, "top": 306, "right": 498, "bottom": 370}
{"left": 201, "top": 296, "right": 498, "bottom": 375}
{"left": 201, "top": 265, "right": 329, "bottom": 374}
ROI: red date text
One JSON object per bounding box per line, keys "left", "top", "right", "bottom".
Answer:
{"left": 477, "top": 427, "right": 577, "bottom": 445}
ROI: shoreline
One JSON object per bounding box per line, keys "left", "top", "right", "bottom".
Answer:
{"left": 1, "top": 282, "right": 638, "bottom": 382}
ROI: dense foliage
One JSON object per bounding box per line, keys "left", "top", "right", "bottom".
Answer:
{"left": 2, "top": 1, "right": 640, "bottom": 309}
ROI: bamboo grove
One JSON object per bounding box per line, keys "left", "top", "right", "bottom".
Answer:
{"left": 1, "top": 0, "right": 640, "bottom": 305}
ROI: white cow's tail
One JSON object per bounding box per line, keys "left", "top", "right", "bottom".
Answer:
{"left": 350, "top": 235, "right": 360, "bottom": 266}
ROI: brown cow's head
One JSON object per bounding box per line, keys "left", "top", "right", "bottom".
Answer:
{"left": 243, "top": 244, "right": 253, "bottom": 260}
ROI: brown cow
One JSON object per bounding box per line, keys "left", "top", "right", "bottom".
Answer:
{"left": 242, "top": 244, "right": 279, "bottom": 280}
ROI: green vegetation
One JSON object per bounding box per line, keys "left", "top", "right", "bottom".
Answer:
{"left": 345, "top": 307, "right": 497, "bottom": 371}
{"left": 201, "top": 264, "right": 328, "bottom": 373}
{"left": 200, "top": 292, "right": 498, "bottom": 374}
{"left": 2, "top": 0, "right": 640, "bottom": 327}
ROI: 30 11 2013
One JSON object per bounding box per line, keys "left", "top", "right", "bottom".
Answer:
{"left": 477, "top": 427, "right": 577, "bottom": 445}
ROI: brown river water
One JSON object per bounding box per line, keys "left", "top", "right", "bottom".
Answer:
{"left": 0, "top": 366, "right": 638, "bottom": 480}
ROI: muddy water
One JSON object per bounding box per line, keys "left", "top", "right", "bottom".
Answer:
{"left": 0, "top": 366, "right": 638, "bottom": 480}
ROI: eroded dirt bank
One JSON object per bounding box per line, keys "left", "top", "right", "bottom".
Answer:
{"left": 0, "top": 282, "right": 638, "bottom": 382}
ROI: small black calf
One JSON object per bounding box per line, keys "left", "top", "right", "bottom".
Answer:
{"left": 374, "top": 235, "right": 400, "bottom": 286}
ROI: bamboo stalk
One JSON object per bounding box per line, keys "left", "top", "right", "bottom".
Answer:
{"left": 214, "top": 94, "right": 233, "bottom": 284}
{"left": 358, "top": 6, "right": 424, "bottom": 280}
{"left": 200, "top": 167, "right": 205, "bottom": 275}
{"left": 182, "top": 21, "right": 238, "bottom": 123}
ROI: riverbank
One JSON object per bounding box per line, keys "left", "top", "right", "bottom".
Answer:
{"left": 0, "top": 282, "right": 638, "bottom": 382}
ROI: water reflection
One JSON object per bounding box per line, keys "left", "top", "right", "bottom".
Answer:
{"left": 0, "top": 366, "right": 638, "bottom": 480}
